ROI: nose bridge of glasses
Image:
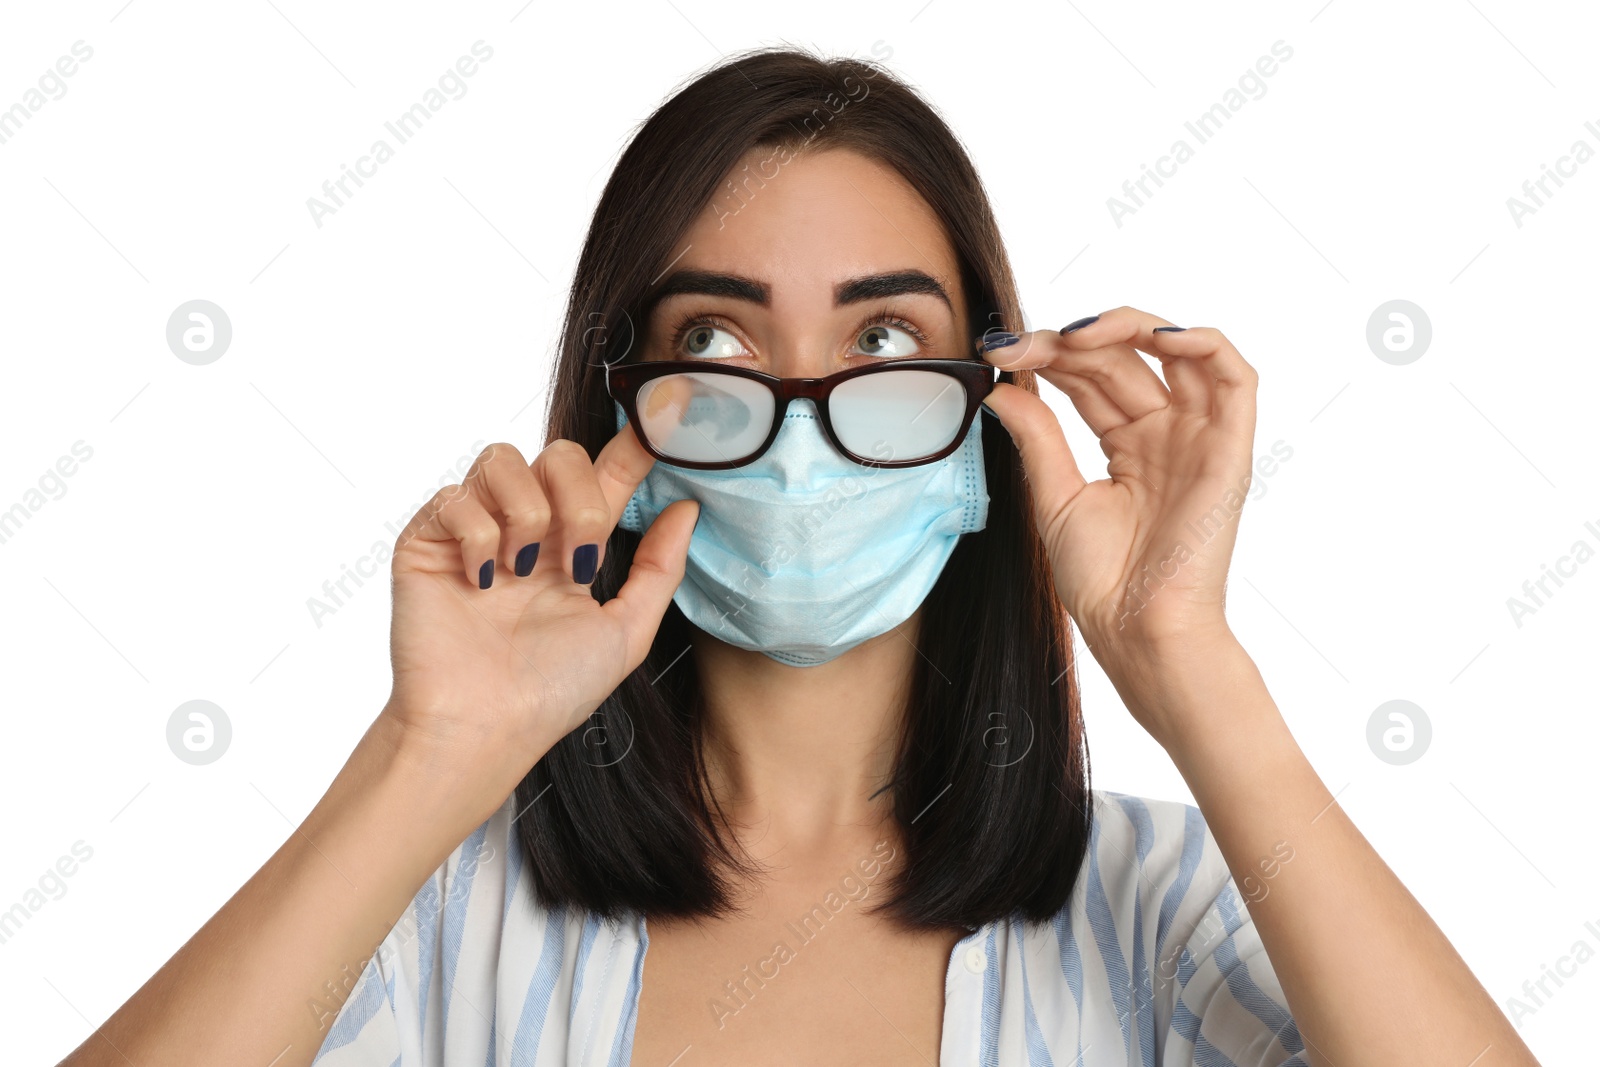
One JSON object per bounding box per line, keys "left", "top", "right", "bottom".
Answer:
{"left": 763, "top": 374, "right": 838, "bottom": 434}
{"left": 748, "top": 390, "right": 814, "bottom": 453}
{"left": 774, "top": 394, "right": 820, "bottom": 421}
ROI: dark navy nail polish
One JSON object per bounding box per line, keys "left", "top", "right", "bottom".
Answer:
{"left": 979, "top": 331, "right": 1020, "bottom": 352}
{"left": 1061, "top": 315, "right": 1099, "bottom": 334}
{"left": 478, "top": 559, "right": 494, "bottom": 590}
{"left": 1153, "top": 326, "right": 1187, "bottom": 333}
{"left": 515, "top": 542, "right": 540, "bottom": 577}
{"left": 573, "top": 543, "right": 599, "bottom": 585}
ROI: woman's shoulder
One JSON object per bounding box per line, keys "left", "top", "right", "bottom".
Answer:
{"left": 1050, "top": 788, "right": 1297, "bottom": 1024}
{"left": 1004, "top": 797, "right": 1303, "bottom": 1061}
{"left": 1085, "top": 787, "right": 1224, "bottom": 880}
{"left": 401, "top": 788, "right": 617, "bottom": 949}
{"left": 1088, "top": 790, "right": 1209, "bottom": 863}
{"left": 1061, "top": 788, "right": 1241, "bottom": 941}
{"left": 313, "top": 791, "right": 642, "bottom": 1064}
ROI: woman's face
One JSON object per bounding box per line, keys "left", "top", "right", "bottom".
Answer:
{"left": 640, "top": 146, "right": 972, "bottom": 378}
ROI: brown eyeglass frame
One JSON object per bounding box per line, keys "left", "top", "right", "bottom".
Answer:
{"left": 605, "top": 356, "right": 1008, "bottom": 470}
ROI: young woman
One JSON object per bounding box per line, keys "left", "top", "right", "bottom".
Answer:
{"left": 60, "top": 46, "right": 1537, "bottom": 1067}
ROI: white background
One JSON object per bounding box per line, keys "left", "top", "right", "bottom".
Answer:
{"left": 1, "top": 1, "right": 1595, "bottom": 1063}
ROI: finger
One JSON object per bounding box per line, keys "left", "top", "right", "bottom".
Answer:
{"left": 1099, "top": 306, "right": 1219, "bottom": 416}
{"left": 641, "top": 372, "right": 694, "bottom": 424}
{"left": 1075, "top": 307, "right": 1235, "bottom": 415}
{"left": 980, "top": 382, "right": 1089, "bottom": 522}
{"left": 1058, "top": 307, "right": 1217, "bottom": 416}
{"left": 425, "top": 484, "right": 503, "bottom": 590}
{"left": 591, "top": 416, "right": 659, "bottom": 532}
{"left": 532, "top": 439, "right": 613, "bottom": 585}
{"left": 1141, "top": 324, "right": 1258, "bottom": 440}
{"left": 982, "top": 325, "right": 1172, "bottom": 421}
{"left": 1032, "top": 365, "right": 1132, "bottom": 437}
{"left": 602, "top": 497, "right": 700, "bottom": 667}
{"left": 463, "top": 442, "right": 552, "bottom": 577}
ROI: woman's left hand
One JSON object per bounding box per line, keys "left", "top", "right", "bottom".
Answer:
{"left": 976, "top": 306, "right": 1258, "bottom": 731}
{"left": 979, "top": 311, "right": 1549, "bottom": 1067}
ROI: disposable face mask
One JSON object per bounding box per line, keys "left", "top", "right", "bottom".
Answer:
{"left": 614, "top": 397, "right": 989, "bottom": 666}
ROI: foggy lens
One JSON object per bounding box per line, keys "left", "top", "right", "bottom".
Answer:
{"left": 636, "top": 372, "right": 774, "bottom": 463}
{"left": 831, "top": 368, "right": 965, "bottom": 461}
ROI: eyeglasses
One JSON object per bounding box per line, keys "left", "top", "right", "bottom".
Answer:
{"left": 605, "top": 356, "right": 1003, "bottom": 470}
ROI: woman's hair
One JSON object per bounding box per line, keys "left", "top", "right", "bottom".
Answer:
{"left": 515, "top": 43, "right": 1091, "bottom": 930}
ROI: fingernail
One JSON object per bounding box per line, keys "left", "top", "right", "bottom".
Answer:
{"left": 1061, "top": 315, "right": 1099, "bottom": 334}
{"left": 478, "top": 559, "right": 494, "bottom": 590}
{"left": 515, "top": 542, "right": 540, "bottom": 577}
{"left": 978, "top": 331, "right": 1020, "bottom": 352}
{"left": 1153, "top": 326, "right": 1187, "bottom": 333}
{"left": 572, "top": 543, "right": 599, "bottom": 585}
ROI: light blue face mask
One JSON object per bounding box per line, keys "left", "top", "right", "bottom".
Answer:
{"left": 614, "top": 398, "right": 989, "bottom": 667}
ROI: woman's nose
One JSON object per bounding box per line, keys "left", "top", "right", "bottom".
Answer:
{"left": 763, "top": 335, "right": 851, "bottom": 379}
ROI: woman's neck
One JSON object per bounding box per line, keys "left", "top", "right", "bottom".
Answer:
{"left": 691, "top": 607, "right": 923, "bottom": 866}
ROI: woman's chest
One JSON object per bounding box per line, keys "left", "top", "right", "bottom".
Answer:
{"left": 626, "top": 906, "right": 968, "bottom": 1067}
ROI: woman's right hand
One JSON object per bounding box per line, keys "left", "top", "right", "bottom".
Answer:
{"left": 378, "top": 425, "right": 698, "bottom": 813}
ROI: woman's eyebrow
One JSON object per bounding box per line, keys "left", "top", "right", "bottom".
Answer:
{"left": 643, "top": 268, "right": 952, "bottom": 314}
{"left": 835, "top": 269, "right": 952, "bottom": 310}
{"left": 646, "top": 269, "right": 768, "bottom": 311}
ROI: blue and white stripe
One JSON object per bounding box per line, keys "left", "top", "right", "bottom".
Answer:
{"left": 312, "top": 790, "right": 1304, "bottom": 1066}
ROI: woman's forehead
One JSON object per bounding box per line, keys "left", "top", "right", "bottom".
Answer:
{"left": 672, "top": 146, "right": 963, "bottom": 308}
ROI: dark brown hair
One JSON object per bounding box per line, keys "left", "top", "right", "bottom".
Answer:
{"left": 514, "top": 43, "right": 1091, "bottom": 931}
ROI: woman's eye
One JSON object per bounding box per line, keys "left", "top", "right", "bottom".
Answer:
{"left": 854, "top": 324, "right": 920, "bottom": 358}
{"left": 680, "top": 324, "right": 746, "bottom": 359}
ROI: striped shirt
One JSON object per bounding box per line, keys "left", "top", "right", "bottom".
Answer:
{"left": 311, "top": 789, "right": 1305, "bottom": 1066}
